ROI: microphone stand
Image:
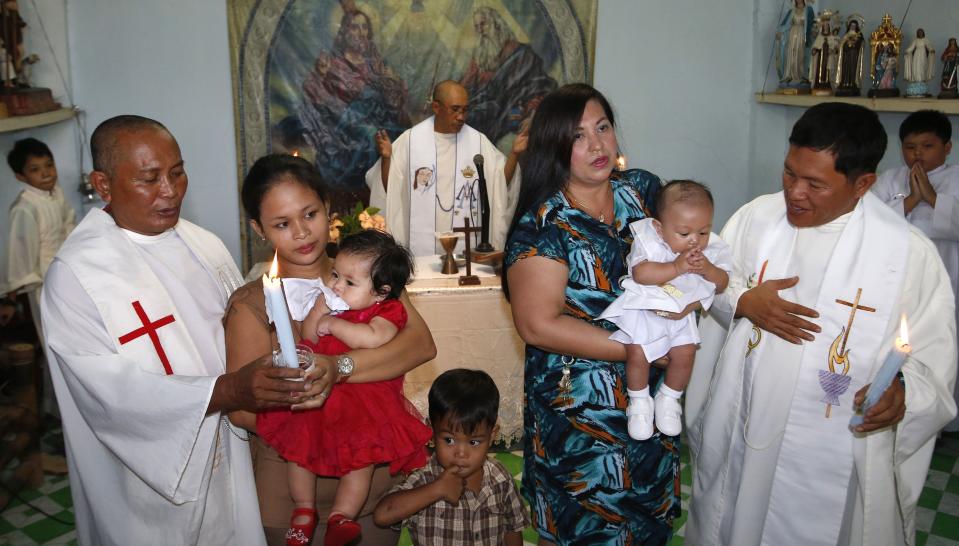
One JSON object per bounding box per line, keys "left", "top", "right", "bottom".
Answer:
{"left": 473, "top": 153, "right": 494, "bottom": 252}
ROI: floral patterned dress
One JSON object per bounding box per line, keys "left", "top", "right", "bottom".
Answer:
{"left": 505, "top": 169, "right": 680, "bottom": 545}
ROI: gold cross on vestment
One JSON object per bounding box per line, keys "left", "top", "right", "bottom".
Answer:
{"left": 835, "top": 288, "right": 877, "bottom": 356}
{"left": 823, "top": 288, "right": 877, "bottom": 418}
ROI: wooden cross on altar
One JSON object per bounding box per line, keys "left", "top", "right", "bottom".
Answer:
{"left": 118, "top": 301, "right": 176, "bottom": 375}
{"left": 453, "top": 217, "right": 481, "bottom": 286}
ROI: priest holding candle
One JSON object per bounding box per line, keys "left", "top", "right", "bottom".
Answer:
{"left": 686, "top": 103, "right": 958, "bottom": 546}
{"left": 39, "top": 116, "right": 332, "bottom": 545}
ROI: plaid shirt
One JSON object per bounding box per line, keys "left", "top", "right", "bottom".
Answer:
{"left": 388, "top": 454, "right": 530, "bottom": 545}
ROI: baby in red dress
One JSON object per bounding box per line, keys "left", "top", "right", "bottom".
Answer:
{"left": 257, "top": 229, "right": 430, "bottom": 546}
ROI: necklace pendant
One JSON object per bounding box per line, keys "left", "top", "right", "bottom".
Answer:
{"left": 558, "top": 367, "right": 572, "bottom": 393}
{"left": 599, "top": 213, "right": 606, "bottom": 223}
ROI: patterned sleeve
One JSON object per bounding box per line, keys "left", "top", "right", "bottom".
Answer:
{"left": 374, "top": 298, "right": 409, "bottom": 329}
{"left": 505, "top": 205, "right": 569, "bottom": 268}
{"left": 618, "top": 168, "right": 663, "bottom": 217}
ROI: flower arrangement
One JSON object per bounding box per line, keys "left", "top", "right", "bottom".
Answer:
{"left": 329, "top": 201, "right": 387, "bottom": 243}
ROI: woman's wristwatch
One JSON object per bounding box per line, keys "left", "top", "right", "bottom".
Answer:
{"left": 336, "top": 354, "right": 354, "bottom": 383}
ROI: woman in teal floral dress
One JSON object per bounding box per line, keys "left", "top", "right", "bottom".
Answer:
{"left": 505, "top": 83, "right": 681, "bottom": 545}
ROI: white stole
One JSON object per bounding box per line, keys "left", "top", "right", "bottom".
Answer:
{"left": 735, "top": 193, "right": 909, "bottom": 545}
{"left": 408, "top": 116, "right": 482, "bottom": 256}
{"left": 59, "top": 209, "right": 242, "bottom": 377}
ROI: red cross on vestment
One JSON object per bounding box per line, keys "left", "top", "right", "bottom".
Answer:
{"left": 117, "top": 301, "right": 176, "bottom": 375}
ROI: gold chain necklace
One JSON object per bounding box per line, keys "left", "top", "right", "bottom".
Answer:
{"left": 566, "top": 186, "right": 613, "bottom": 224}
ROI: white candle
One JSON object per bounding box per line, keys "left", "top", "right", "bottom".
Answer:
{"left": 849, "top": 315, "right": 910, "bottom": 429}
{"left": 262, "top": 252, "right": 299, "bottom": 368}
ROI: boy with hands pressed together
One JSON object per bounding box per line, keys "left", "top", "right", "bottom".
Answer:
{"left": 872, "top": 109, "right": 959, "bottom": 430}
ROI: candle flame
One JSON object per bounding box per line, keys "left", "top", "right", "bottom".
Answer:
{"left": 269, "top": 252, "right": 279, "bottom": 279}
{"left": 897, "top": 315, "right": 910, "bottom": 349}
{"left": 291, "top": 150, "right": 299, "bottom": 157}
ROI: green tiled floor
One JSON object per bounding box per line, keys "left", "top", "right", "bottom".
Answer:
{"left": 5, "top": 433, "right": 959, "bottom": 545}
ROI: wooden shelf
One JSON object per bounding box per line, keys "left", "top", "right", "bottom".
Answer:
{"left": 755, "top": 92, "right": 959, "bottom": 115}
{"left": 0, "top": 107, "right": 76, "bottom": 133}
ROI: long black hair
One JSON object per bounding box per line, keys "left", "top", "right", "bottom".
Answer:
{"left": 501, "top": 83, "right": 616, "bottom": 299}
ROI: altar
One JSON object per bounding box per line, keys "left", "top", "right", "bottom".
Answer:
{"left": 403, "top": 256, "right": 525, "bottom": 444}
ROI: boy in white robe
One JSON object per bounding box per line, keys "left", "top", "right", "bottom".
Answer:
{"left": 872, "top": 109, "right": 959, "bottom": 431}
{"left": 3, "top": 137, "right": 75, "bottom": 416}
{"left": 42, "top": 116, "right": 334, "bottom": 546}
{"left": 686, "top": 103, "right": 957, "bottom": 546}
{"left": 4, "top": 138, "right": 75, "bottom": 329}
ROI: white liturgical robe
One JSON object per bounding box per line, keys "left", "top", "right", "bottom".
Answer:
{"left": 686, "top": 192, "right": 957, "bottom": 546}
{"left": 41, "top": 209, "right": 264, "bottom": 546}
{"left": 366, "top": 123, "right": 519, "bottom": 255}
{"left": 873, "top": 164, "right": 959, "bottom": 430}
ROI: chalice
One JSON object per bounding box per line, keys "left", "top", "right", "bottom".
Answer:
{"left": 439, "top": 233, "right": 459, "bottom": 275}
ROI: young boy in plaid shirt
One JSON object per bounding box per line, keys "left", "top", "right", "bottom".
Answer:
{"left": 374, "top": 369, "right": 529, "bottom": 545}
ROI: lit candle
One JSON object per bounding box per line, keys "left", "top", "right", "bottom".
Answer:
{"left": 291, "top": 150, "right": 299, "bottom": 157}
{"left": 262, "top": 252, "right": 299, "bottom": 368}
{"left": 849, "top": 315, "right": 910, "bottom": 429}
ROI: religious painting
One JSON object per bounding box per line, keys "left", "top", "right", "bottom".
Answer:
{"left": 228, "top": 0, "right": 597, "bottom": 270}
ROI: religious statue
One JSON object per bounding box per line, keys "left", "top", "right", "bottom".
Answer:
{"left": 827, "top": 26, "right": 841, "bottom": 84}
{"left": 939, "top": 37, "right": 959, "bottom": 99}
{"left": 0, "top": 0, "right": 24, "bottom": 87}
{"left": 868, "top": 15, "right": 902, "bottom": 98}
{"left": 775, "top": 0, "right": 816, "bottom": 94}
{"left": 835, "top": 15, "right": 866, "bottom": 97}
{"left": 809, "top": 10, "right": 839, "bottom": 96}
{"left": 904, "top": 28, "right": 937, "bottom": 97}
{"left": 0, "top": 0, "right": 58, "bottom": 116}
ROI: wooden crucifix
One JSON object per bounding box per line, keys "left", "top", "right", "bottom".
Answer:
{"left": 453, "top": 217, "right": 481, "bottom": 286}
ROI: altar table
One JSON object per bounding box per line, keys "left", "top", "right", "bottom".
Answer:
{"left": 403, "top": 257, "right": 525, "bottom": 444}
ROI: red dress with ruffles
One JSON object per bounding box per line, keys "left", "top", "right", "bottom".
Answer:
{"left": 256, "top": 299, "right": 431, "bottom": 477}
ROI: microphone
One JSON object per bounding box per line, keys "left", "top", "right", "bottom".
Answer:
{"left": 473, "top": 154, "right": 493, "bottom": 252}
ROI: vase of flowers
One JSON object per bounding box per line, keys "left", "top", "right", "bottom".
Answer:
{"left": 327, "top": 202, "right": 387, "bottom": 257}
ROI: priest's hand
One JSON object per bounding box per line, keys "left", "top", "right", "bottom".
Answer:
{"left": 852, "top": 378, "right": 906, "bottom": 433}
{"left": 374, "top": 129, "right": 392, "bottom": 159}
{"left": 290, "top": 354, "right": 338, "bottom": 411}
{"left": 208, "top": 354, "right": 310, "bottom": 414}
{"left": 735, "top": 276, "right": 820, "bottom": 344}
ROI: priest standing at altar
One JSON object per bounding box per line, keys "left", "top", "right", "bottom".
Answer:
{"left": 40, "top": 116, "right": 333, "bottom": 545}
{"left": 366, "top": 80, "right": 521, "bottom": 256}
{"left": 686, "top": 102, "right": 957, "bottom": 546}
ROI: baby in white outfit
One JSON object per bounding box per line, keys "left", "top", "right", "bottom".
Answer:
{"left": 599, "top": 180, "right": 732, "bottom": 440}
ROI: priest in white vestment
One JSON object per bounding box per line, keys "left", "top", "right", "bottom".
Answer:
{"left": 366, "top": 80, "right": 520, "bottom": 256}
{"left": 41, "top": 116, "right": 331, "bottom": 546}
{"left": 686, "top": 103, "right": 957, "bottom": 546}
